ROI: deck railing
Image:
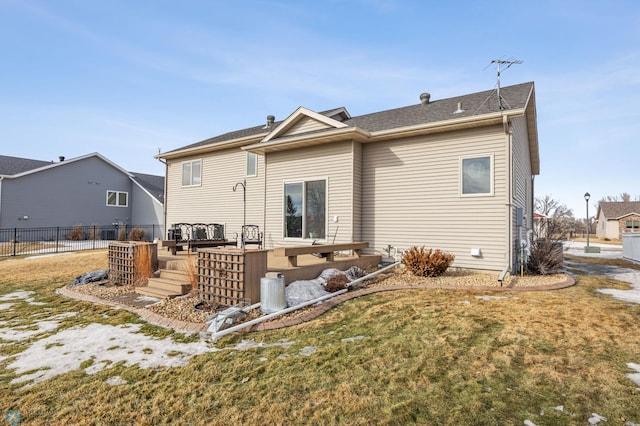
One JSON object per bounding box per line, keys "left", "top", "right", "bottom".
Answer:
{"left": 0, "top": 224, "right": 163, "bottom": 257}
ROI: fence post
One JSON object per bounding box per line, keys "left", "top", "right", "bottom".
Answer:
{"left": 13, "top": 228, "right": 17, "bottom": 257}
{"left": 56, "top": 227, "right": 60, "bottom": 253}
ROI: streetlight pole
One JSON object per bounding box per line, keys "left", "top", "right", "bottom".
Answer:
{"left": 584, "top": 192, "right": 590, "bottom": 249}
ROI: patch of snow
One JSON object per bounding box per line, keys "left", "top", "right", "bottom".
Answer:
{"left": 626, "top": 363, "right": 640, "bottom": 386}
{"left": 299, "top": 346, "right": 318, "bottom": 356}
{"left": 134, "top": 296, "right": 162, "bottom": 304}
{"left": 6, "top": 323, "right": 215, "bottom": 386}
{"left": 0, "top": 290, "right": 34, "bottom": 302}
{"left": 49, "top": 312, "right": 78, "bottom": 320}
{"left": 0, "top": 320, "right": 63, "bottom": 342}
{"left": 524, "top": 420, "right": 537, "bottom": 426}
{"left": 26, "top": 252, "right": 75, "bottom": 259}
{"left": 0, "top": 303, "right": 14, "bottom": 310}
{"left": 232, "top": 338, "right": 296, "bottom": 351}
{"left": 588, "top": 413, "right": 607, "bottom": 425}
{"left": 597, "top": 271, "right": 640, "bottom": 304}
{"left": 106, "top": 376, "right": 128, "bottom": 386}
{"left": 341, "top": 335, "right": 368, "bottom": 343}
{"left": 475, "top": 295, "right": 512, "bottom": 301}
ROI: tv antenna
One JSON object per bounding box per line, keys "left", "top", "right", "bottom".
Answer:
{"left": 491, "top": 58, "right": 522, "bottom": 110}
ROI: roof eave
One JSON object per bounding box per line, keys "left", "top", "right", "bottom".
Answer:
{"left": 157, "top": 133, "right": 268, "bottom": 160}
{"left": 243, "top": 127, "right": 370, "bottom": 154}
{"left": 368, "top": 110, "right": 520, "bottom": 142}
{"left": 615, "top": 212, "right": 640, "bottom": 220}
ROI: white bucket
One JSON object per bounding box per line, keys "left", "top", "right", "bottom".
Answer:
{"left": 260, "top": 275, "right": 286, "bottom": 314}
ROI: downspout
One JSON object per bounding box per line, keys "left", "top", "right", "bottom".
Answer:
{"left": 162, "top": 159, "right": 168, "bottom": 238}
{"left": 263, "top": 153, "right": 267, "bottom": 248}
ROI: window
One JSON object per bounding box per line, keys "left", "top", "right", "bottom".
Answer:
{"left": 182, "top": 159, "right": 202, "bottom": 186}
{"left": 284, "top": 179, "right": 326, "bottom": 239}
{"left": 461, "top": 155, "right": 493, "bottom": 196}
{"left": 626, "top": 220, "right": 640, "bottom": 229}
{"left": 247, "top": 152, "right": 257, "bottom": 177}
{"left": 106, "top": 191, "right": 128, "bottom": 207}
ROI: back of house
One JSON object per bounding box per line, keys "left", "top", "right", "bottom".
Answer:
{"left": 159, "top": 82, "right": 539, "bottom": 273}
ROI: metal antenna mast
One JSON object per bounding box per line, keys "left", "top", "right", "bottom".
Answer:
{"left": 491, "top": 58, "right": 522, "bottom": 110}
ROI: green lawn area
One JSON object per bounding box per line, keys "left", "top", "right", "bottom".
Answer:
{"left": 0, "top": 250, "right": 639, "bottom": 425}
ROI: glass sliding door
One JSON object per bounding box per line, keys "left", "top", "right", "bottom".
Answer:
{"left": 284, "top": 179, "right": 326, "bottom": 239}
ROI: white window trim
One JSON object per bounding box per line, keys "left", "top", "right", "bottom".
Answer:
{"left": 282, "top": 177, "right": 329, "bottom": 241}
{"left": 106, "top": 190, "right": 128, "bottom": 207}
{"left": 459, "top": 154, "right": 494, "bottom": 197}
{"left": 181, "top": 159, "right": 202, "bottom": 187}
{"left": 246, "top": 152, "right": 257, "bottom": 178}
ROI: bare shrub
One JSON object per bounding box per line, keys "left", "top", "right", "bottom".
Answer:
{"left": 526, "top": 238, "right": 563, "bottom": 275}
{"left": 68, "top": 225, "right": 85, "bottom": 241}
{"left": 128, "top": 228, "right": 146, "bottom": 241}
{"left": 402, "top": 246, "right": 454, "bottom": 277}
{"left": 325, "top": 274, "right": 349, "bottom": 292}
{"left": 182, "top": 253, "right": 198, "bottom": 292}
{"left": 117, "top": 227, "right": 127, "bottom": 241}
{"left": 133, "top": 243, "right": 153, "bottom": 286}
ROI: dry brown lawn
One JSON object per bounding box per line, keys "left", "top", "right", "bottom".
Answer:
{"left": 0, "top": 249, "right": 639, "bottom": 424}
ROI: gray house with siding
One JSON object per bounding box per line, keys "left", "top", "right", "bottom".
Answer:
{"left": 158, "top": 82, "right": 539, "bottom": 273}
{"left": 0, "top": 153, "right": 164, "bottom": 235}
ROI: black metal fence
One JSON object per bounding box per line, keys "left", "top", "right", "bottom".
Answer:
{"left": 0, "top": 224, "right": 163, "bottom": 257}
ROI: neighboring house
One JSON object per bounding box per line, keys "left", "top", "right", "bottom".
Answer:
{"left": 596, "top": 201, "right": 640, "bottom": 240}
{"left": 0, "top": 153, "right": 164, "bottom": 234}
{"left": 158, "top": 82, "right": 539, "bottom": 273}
{"left": 533, "top": 212, "right": 548, "bottom": 238}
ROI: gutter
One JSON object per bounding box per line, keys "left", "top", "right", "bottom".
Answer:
{"left": 157, "top": 133, "right": 268, "bottom": 160}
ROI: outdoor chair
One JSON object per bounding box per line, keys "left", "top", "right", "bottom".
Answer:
{"left": 241, "top": 225, "right": 263, "bottom": 249}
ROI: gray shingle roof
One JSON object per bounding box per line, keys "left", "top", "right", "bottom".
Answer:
{"left": 165, "top": 82, "right": 534, "bottom": 154}
{"left": 344, "top": 82, "right": 533, "bottom": 131}
{"left": 131, "top": 172, "right": 165, "bottom": 203}
{"left": 599, "top": 201, "right": 640, "bottom": 219}
{"left": 0, "top": 155, "right": 53, "bottom": 176}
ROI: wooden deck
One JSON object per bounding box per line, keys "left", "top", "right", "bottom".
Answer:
{"left": 158, "top": 246, "right": 381, "bottom": 285}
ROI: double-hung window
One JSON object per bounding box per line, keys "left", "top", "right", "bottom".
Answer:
{"left": 284, "top": 179, "right": 326, "bottom": 239}
{"left": 106, "top": 191, "right": 128, "bottom": 207}
{"left": 460, "top": 154, "right": 494, "bottom": 196}
{"left": 182, "top": 159, "right": 202, "bottom": 187}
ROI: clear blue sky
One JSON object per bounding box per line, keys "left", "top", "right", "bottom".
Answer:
{"left": 1, "top": 0, "right": 638, "bottom": 217}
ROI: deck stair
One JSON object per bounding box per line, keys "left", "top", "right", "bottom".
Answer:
{"left": 135, "top": 268, "right": 193, "bottom": 299}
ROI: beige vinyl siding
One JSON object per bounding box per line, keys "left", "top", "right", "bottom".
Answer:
{"left": 512, "top": 116, "right": 532, "bottom": 220}
{"left": 362, "top": 126, "right": 508, "bottom": 271}
{"left": 165, "top": 148, "right": 265, "bottom": 239}
{"left": 285, "top": 117, "right": 333, "bottom": 136}
{"left": 264, "top": 141, "right": 354, "bottom": 248}
{"left": 511, "top": 116, "right": 533, "bottom": 268}
{"left": 352, "top": 141, "right": 362, "bottom": 242}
